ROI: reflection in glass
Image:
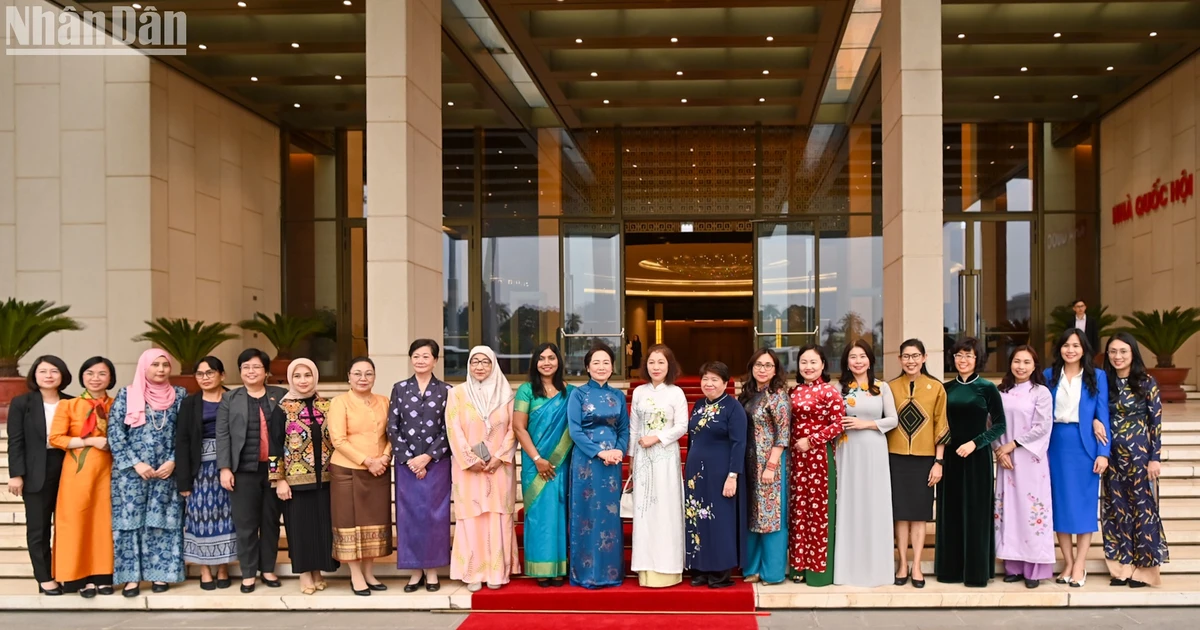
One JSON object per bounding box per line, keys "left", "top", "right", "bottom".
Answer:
{"left": 283, "top": 220, "right": 340, "bottom": 377}
{"left": 756, "top": 222, "right": 817, "bottom": 376}
{"left": 482, "top": 219, "right": 561, "bottom": 376}
{"left": 819, "top": 216, "right": 884, "bottom": 374}
{"left": 443, "top": 226, "right": 471, "bottom": 378}
{"left": 562, "top": 223, "right": 623, "bottom": 376}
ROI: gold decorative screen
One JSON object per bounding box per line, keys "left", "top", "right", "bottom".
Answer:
{"left": 563, "top": 128, "right": 617, "bottom": 216}
{"left": 621, "top": 126, "right": 758, "bottom": 215}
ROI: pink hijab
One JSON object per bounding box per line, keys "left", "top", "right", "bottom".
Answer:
{"left": 125, "top": 348, "right": 178, "bottom": 428}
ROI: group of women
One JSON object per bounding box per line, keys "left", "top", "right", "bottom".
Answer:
{"left": 6, "top": 325, "right": 1169, "bottom": 596}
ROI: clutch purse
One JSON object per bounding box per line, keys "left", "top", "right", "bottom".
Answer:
{"left": 471, "top": 441, "right": 492, "bottom": 463}
{"left": 619, "top": 475, "right": 634, "bottom": 518}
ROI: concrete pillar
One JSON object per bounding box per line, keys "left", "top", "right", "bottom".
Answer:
{"left": 365, "top": 0, "right": 443, "bottom": 387}
{"left": 881, "top": 0, "right": 944, "bottom": 379}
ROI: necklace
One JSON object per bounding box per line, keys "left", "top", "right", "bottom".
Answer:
{"left": 150, "top": 408, "right": 168, "bottom": 430}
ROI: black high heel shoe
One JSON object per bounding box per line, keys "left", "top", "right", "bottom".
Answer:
{"left": 352, "top": 584, "right": 372, "bottom": 597}
{"left": 366, "top": 581, "right": 388, "bottom": 591}
{"left": 404, "top": 575, "right": 425, "bottom": 593}
{"left": 911, "top": 574, "right": 926, "bottom": 589}
{"left": 38, "top": 584, "right": 63, "bottom": 596}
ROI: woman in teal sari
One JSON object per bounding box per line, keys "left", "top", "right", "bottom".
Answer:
{"left": 512, "top": 343, "right": 575, "bottom": 587}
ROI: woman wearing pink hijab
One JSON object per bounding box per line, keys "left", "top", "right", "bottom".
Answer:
{"left": 108, "top": 348, "right": 188, "bottom": 597}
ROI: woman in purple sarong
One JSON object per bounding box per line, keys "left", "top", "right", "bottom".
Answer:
{"left": 387, "top": 339, "right": 454, "bottom": 593}
{"left": 992, "top": 345, "right": 1055, "bottom": 589}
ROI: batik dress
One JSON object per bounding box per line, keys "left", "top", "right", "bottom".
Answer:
{"left": 387, "top": 375, "right": 454, "bottom": 570}
{"left": 516, "top": 382, "right": 575, "bottom": 578}
{"left": 1103, "top": 375, "right": 1169, "bottom": 585}
{"left": 787, "top": 380, "right": 844, "bottom": 586}
{"left": 567, "top": 380, "right": 630, "bottom": 588}
{"left": 742, "top": 388, "right": 790, "bottom": 584}
{"left": 108, "top": 386, "right": 187, "bottom": 585}
{"left": 684, "top": 394, "right": 748, "bottom": 573}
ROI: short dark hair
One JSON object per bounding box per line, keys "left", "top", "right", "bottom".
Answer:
{"left": 409, "top": 339, "right": 440, "bottom": 359}
{"left": 237, "top": 348, "right": 272, "bottom": 370}
{"left": 950, "top": 337, "right": 985, "bottom": 375}
{"left": 528, "top": 342, "right": 567, "bottom": 398}
{"left": 349, "top": 356, "right": 376, "bottom": 372}
{"left": 698, "top": 361, "right": 730, "bottom": 382}
{"left": 194, "top": 355, "right": 225, "bottom": 375}
{"left": 26, "top": 355, "right": 72, "bottom": 393}
{"left": 795, "top": 344, "right": 830, "bottom": 384}
{"left": 583, "top": 342, "right": 615, "bottom": 374}
{"left": 739, "top": 347, "right": 787, "bottom": 405}
{"left": 78, "top": 356, "right": 117, "bottom": 391}
{"left": 642, "top": 344, "right": 681, "bottom": 385}
{"left": 1072, "top": 299, "right": 1087, "bottom": 307}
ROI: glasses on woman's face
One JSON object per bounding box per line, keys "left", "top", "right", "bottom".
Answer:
{"left": 195, "top": 370, "right": 218, "bottom": 379}
{"left": 900, "top": 353, "right": 923, "bottom": 361}
{"left": 469, "top": 358, "right": 493, "bottom": 367}
{"left": 753, "top": 362, "right": 774, "bottom": 370}
{"left": 242, "top": 364, "right": 265, "bottom": 373}
{"left": 1108, "top": 348, "right": 1131, "bottom": 357}
{"left": 954, "top": 352, "right": 975, "bottom": 361}
{"left": 350, "top": 371, "right": 375, "bottom": 379}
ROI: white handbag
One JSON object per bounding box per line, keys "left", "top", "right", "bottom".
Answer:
{"left": 619, "top": 474, "right": 635, "bottom": 518}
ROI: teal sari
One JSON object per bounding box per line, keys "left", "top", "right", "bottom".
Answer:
{"left": 516, "top": 382, "right": 574, "bottom": 577}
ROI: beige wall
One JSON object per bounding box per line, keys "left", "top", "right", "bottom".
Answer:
{"left": 0, "top": 0, "right": 281, "bottom": 382}
{"left": 1100, "top": 52, "right": 1199, "bottom": 380}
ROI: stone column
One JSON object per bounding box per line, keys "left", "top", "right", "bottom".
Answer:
{"left": 365, "top": 0, "right": 443, "bottom": 386}
{"left": 880, "top": 0, "right": 944, "bottom": 379}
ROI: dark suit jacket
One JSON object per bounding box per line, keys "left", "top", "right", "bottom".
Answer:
{"left": 1083, "top": 316, "right": 1101, "bottom": 356}
{"left": 215, "top": 385, "right": 287, "bottom": 472}
{"left": 175, "top": 388, "right": 229, "bottom": 493}
{"left": 7, "top": 390, "right": 74, "bottom": 493}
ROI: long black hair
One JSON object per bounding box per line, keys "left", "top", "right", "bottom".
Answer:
{"left": 794, "top": 344, "right": 830, "bottom": 384}
{"left": 740, "top": 347, "right": 787, "bottom": 405}
{"left": 1104, "top": 331, "right": 1151, "bottom": 402}
{"left": 528, "top": 342, "right": 567, "bottom": 399}
{"left": 839, "top": 339, "right": 880, "bottom": 396}
{"left": 1048, "top": 328, "right": 1098, "bottom": 396}
{"left": 899, "top": 338, "right": 932, "bottom": 377}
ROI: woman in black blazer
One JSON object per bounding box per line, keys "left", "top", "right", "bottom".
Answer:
{"left": 175, "top": 356, "right": 236, "bottom": 590}
{"left": 6, "top": 355, "right": 74, "bottom": 595}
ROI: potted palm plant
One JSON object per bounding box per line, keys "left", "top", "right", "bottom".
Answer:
{"left": 1121, "top": 307, "right": 1200, "bottom": 403}
{"left": 134, "top": 318, "right": 238, "bottom": 394}
{"left": 238, "top": 312, "right": 327, "bottom": 382}
{"left": 0, "top": 299, "right": 84, "bottom": 422}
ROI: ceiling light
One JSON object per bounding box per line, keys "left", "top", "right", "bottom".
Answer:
{"left": 447, "top": 101, "right": 454, "bottom": 106}
{"left": 1009, "top": 145, "right": 1014, "bottom": 149}
{"left": 293, "top": 103, "right": 300, "bottom": 108}
{"left": 291, "top": 42, "right": 299, "bottom": 48}
{"left": 198, "top": 44, "right": 207, "bottom": 50}
{"left": 762, "top": 70, "right": 769, "bottom": 75}
{"left": 1053, "top": 32, "right": 1061, "bottom": 38}
{"left": 575, "top": 38, "right": 583, "bottom": 44}
{"left": 1020, "top": 66, "right": 1028, "bottom": 71}
{"left": 590, "top": 71, "right": 598, "bottom": 77}
{"left": 603, "top": 99, "right": 610, "bottom": 104}
{"left": 344, "top": 0, "right": 352, "bottom": 5}
{"left": 1150, "top": 31, "right": 1158, "bottom": 37}
{"left": 1072, "top": 94, "right": 1079, "bottom": 99}
{"left": 1106, "top": 66, "right": 1114, "bottom": 71}
{"left": 132, "top": 2, "right": 142, "bottom": 7}
{"left": 759, "top": 97, "right": 765, "bottom": 102}
{"left": 670, "top": 37, "right": 678, "bottom": 43}
{"left": 676, "top": 71, "right": 683, "bottom": 76}
{"left": 250, "top": 76, "right": 258, "bottom": 81}
{"left": 957, "top": 33, "right": 965, "bottom": 39}
{"left": 681, "top": 98, "right": 687, "bottom": 103}
{"left": 766, "top": 36, "right": 774, "bottom": 42}
{"left": 993, "top": 94, "right": 1000, "bottom": 99}
{"left": 237, "top": 1, "right": 247, "bottom": 7}
{"left": 334, "top": 75, "right": 342, "bottom": 80}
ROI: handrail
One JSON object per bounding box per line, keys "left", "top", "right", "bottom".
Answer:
{"left": 752, "top": 327, "right": 818, "bottom": 337}
{"left": 558, "top": 328, "right": 625, "bottom": 340}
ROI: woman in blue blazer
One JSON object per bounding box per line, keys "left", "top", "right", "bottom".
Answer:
{"left": 1045, "top": 328, "right": 1111, "bottom": 588}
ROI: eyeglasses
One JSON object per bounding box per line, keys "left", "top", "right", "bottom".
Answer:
{"left": 900, "top": 354, "right": 924, "bottom": 361}
{"left": 753, "top": 362, "right": 775, "bottom": 370}
{"left": 195, "top": 370, "right": 219, "bottom": 379}
{"left": 469, "top": 359, "right": 493, "bottom": 367}
{"left": 350, "top": 371, "right": 375, "bottom": 379}
{"left": 954, "top": 352, "right": 976, "bottom": 360}
{"left": 1107, "top": 348, "right": 1131, "bottom": 357}
{"left": 241, "top": 364, "right": 265, "bottom": 372}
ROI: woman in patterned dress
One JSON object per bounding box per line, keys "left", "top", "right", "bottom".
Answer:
{"left": 787, "top": 344, "right": 845, "bottom": 587}
{"left": 739, "top": 348, "right": 790, "bottom": 586}
{"left": 684, "top": 361, "right": 747, "bottom": 588}
{"left": 1102, "top": 332, "right": 1168, "bottom": 587}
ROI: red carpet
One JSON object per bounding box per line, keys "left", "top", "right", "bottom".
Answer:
{"left": 470, "top": 577, "right": 755, "bottom": 612}
{"left": 458, "top": 613, "right": 760, "bottom": 630}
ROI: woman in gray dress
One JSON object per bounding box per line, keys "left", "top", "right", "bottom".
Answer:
{"left": 833, "top": 340, "right": 898, "bottom": 587}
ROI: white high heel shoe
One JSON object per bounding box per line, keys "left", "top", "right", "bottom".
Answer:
{"left": 1069, "top": 571, "right": 1087, "bottom": 588}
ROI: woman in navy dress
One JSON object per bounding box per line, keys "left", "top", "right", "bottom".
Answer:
{"left": 567, "top": 343, "right": 630, "bottom": 588}
{"left": 1045, "top": 328, "right": 1110, "bottom": 588}
{"left": 1102, "top": 332, "right": 1168, "bottom": 587}
{"left": 684, "top": 361, "right": 747, "bottom": 589}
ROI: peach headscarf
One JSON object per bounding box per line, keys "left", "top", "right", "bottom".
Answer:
{"left": 124, "top": 348, "right": 177, "bottom": 427}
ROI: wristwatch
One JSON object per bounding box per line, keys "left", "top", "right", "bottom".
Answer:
{"left": 933, "top": 458, "right": 944, "bottom": 466}
{"left": 727, "top": 472, "right": 738, "bottom": 479}
{"left": 532, "top": 454, "right": 542, "bottom": 462}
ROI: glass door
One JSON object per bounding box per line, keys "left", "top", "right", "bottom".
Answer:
{"left": 442, "top": 224, "right": 472, "bottom": 378}
{"left": 560, "top": 222, "right": 624, "bottom": 377}
{"left": 754, "top": 221, "right": 818, "bottom": 376}
{"left": 944, "top": 218, "right": 1033, "bottom": 373}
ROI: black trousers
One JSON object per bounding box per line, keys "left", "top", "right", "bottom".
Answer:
{"left": 23, "top": 449, "right": 64, "bottom": 584}
{"left": 230, "top": 467, "right": 282, "bottom": 577}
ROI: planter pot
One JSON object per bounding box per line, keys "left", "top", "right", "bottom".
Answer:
{"left": 0, "top": 377, "right": 28, "bottom": 424}
{"left": 1147, "top": 367, "right": 1190, "bottom": 404}
{"left": 270, "top": 357, "right": 292, "bottom": 384}
{"left": 169, "top": 375, "right": 202, "bottom": 396}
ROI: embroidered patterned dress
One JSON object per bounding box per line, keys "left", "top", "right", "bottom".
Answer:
{"left": 683, "top": 394, "right": 747, "bottom": 573}
{"left": 567, "top": 380, "right": 630, "bottom": 588}
{"left": 181, "top": 400, "right": 237, "bottom": 566}
{"left": 787, "top": 380, "right": 844, "bottom": 586}
{"left": 742, "top": 388, "right": 790, "bottom": 584}
{"left": 993, "top": 381, "right": 1055, "bottom": 581}
{"left": 108, "top": 386, "right": 187, "bottom": 585}
{"left": 268, "top": 396, "right": 339, "bottom": 573}
{"left": 1102, "top": 375, "right": 1169, "bottom": 585}
{"left": 629, "top": 382, "right": 688, "bottom": 586}
{"left": 388, "top": 375, "right": 453, "bottom": 570}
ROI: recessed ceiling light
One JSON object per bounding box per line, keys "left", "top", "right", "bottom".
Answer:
{"left": 676, "top": 71, "right": 683, "bottom": 76}
{"left": 291, "top": 42, "right": 299, "bottom": 48}
{"left": 766, "top": 36, "right": 774, "bottom": 42}
{"left": 334, "top": 75, "right": 342, "bottom": 80}
{"left": 447, "top": 101, "right": 454, "bottom": 106}
{"left": 993, "top": 94, "right": 1000, "bottom": 99}
{"left": 344, "top": 0, "right": 352, "bottom": 5}
{"left": 1106, "top": 66, "right": 1114, "bottom": 71}
{"left": 293, "top": 103, "right": 300, "bottom": 108}
{"left": 590, "top": 71, "right": 598, "bottom": 77}
{"left": 1150, "top": 31, "right": 1158, "bottom": 37}
{"left": 575, "top": 38, "right": 583, "bottom": 44}
{"left": 198, "top": 44, "right": 207, "bottom": 50}
{"left": 762, "top": 69, "right": 769, "bottom": 75}
{"left": 946, "top": 145, "right": 951, "bottom": 149}
{"left": 237, "top": 1, "right": 247, "bottom": 7}
{"left": 1009, "top": 145, "right": 1014, "bottom": 149}
{"left": 957, "top": 33, "right": 965, "bottom": 39}
{"left": 1053, "top": 32, "right": 1062, "bottom": 38}
{"left": 759, "top": 97, "right": 765, "bottom": 102}
{"left": 671, "top": 37, "right": 678, "bottom": 43}
{"left": 250, "top": 76, "right": 258, "bottom": 81}
{"left": 603, "top": 99, "right": 610, "bottom": 104}
{"left": 498, "top": 150, "right": 503, "bottom": 154}
{"left": 132, "top": 2, "right": 142, "bottom": 7}
{"left": 990, "top": 161, "right": 995, "bottom": 165}
{"left": 681, "top": 98, "right": 687, "bottom": 103}
{"left": 1072, "top": 94, "right": 1079, "bottom": 99}
{"left": 1020, "top": 66, "right": 1028, "bottom": 71}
